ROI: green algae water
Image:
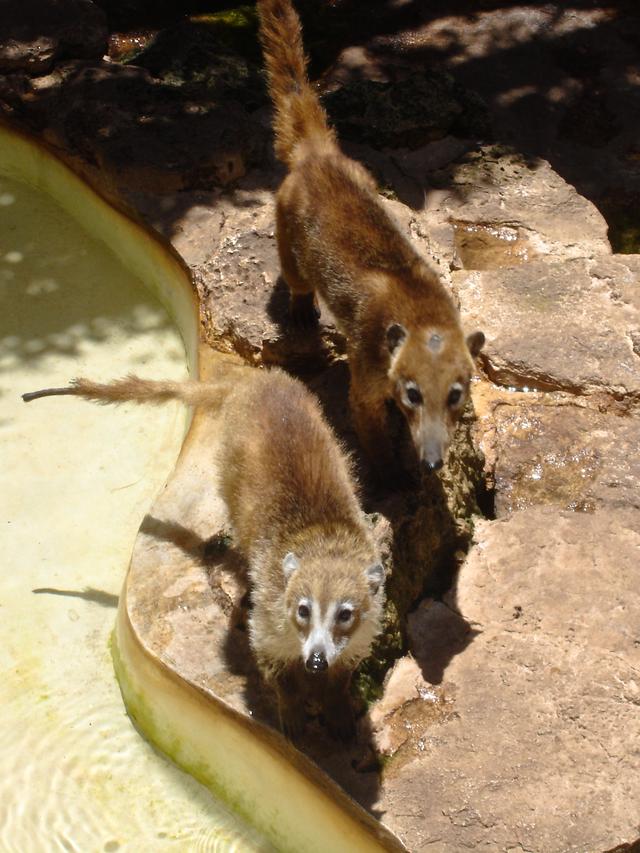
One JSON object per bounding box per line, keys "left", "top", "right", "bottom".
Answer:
{"left": 0, "top": 173, "right": 267, "bottom": 852}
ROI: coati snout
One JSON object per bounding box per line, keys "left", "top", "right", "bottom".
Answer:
{"left": 386, "top": 323, "right": 485, "bottom": 472}
{"left": 283, "top": 551, "right": 384, "bottom": 674}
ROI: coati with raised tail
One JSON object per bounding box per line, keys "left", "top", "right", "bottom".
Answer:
{"left": 257, "top": 0, "right": 485, "bottom": 478}
{"left": 23, "top": 368, "right": 385, "bottom": 739}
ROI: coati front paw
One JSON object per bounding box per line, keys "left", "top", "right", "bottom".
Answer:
{"left": 289, "top": 292, "right": 320, "bottom": 329}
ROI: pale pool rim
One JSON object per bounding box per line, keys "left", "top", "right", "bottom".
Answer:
{"left": 0, "top": 119, "right": 405, "bottom": 853}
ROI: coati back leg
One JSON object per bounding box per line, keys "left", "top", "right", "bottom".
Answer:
{"left": 276, "top": 203, "right": 320, "bottom": 328}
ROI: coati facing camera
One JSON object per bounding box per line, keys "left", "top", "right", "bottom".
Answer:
{"left": 257, "top": 0, "right": 485, "bottom": 478}
{"left": 23, "top": 368, "right": 385, "bottom": 739}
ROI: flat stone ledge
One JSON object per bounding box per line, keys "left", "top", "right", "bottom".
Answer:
{"left": 406, "top": 146, "right": 611, "bottom": 269}
{"left": 456, "top": 255, "right": 640, "bottom": 398}
{"left": 488, "top": 399, "right": 640, "bottom": 516}
{"left": 373, "top": 507, "right": 640, "bottom": 853}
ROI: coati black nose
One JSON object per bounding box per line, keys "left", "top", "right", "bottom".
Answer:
{"left": 423, "top": 457, "right": 443, "bottom": 472}
{"left": 306, "top": 651, "right": 328, "bottom": 673}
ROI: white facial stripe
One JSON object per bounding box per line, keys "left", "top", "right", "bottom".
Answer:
{"left": 302, "top": 601, "right": 339, "bottom": 664}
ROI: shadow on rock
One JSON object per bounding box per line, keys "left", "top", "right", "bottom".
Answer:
{"left": 408, "top": 594, "right": 481, "bottom": 686}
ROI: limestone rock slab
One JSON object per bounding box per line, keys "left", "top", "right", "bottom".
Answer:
{"left": 489, "top": 400, "right": 640, "bottom": 516}
{"left": 377, "top": 508, "right": 640, "bottom": 853}
{"left": 456, "top": 256, "right": 640, "bottom": 397}
{"left": 407, "top": 147, "right": 611, "bottom": 269}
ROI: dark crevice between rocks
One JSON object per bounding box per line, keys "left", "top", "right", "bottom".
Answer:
{"left": 601, "top": 839, "right": 640, "bottom": 853}
{"left": 116, "top": 7, "right": 265, "bottom": 107}
{"left": 321, "top": 72, "right": 491, "bottom": 150}
{"left": 484, "top": 357, "right": 640, "bottom": 409}
{"left": 598, "top": 191, "right": 640, "bottom": 255}
{"left": 483, "top": 357, "right": 590, "bottom": 396}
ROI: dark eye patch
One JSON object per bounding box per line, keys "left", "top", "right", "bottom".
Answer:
{"left": 298, "top": 603, "right": 310, "bottom": 620}
{"left": 447, "top": 386, "right": 463, "bottom": 407}
{"left": 406, "top": 385, "right": 423, "bottom": 406}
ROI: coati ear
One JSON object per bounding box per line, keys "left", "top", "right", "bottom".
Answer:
{"left": 386, "top": 322, "right": 407, "bottom": 354}
{"left": 466, "top": 330, "right": 485, "bottom": 358}
{"left": 282, "top": 552, "right": 300, "bottom": 579}
{"left": 365, "top": 562, "right": 385, "bottom": 596}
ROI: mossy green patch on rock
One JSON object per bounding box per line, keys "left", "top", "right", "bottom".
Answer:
{"left": 355, "top": 600, "right": 404, "bottom": 706}
{"left": 195, "top": 6, "right": 258, "bottom": 31}
{"left": 124, "top": 9, "right": 265, "bottom": 107}
{"left": 598, "top": 191, "right": 640, "bottom": 254}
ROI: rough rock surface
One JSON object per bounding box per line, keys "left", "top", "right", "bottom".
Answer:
{"left": 407, "top": 146, "right": 611, "bottom": 269}
{"left": 489, "top": 400, "right": 640, "bottom": 516}
{"left": 456, "top": 256, "right": 640, "bottom": 397}
{"left": 1, "top": 60, "right": 267, "bottom": 193}
{"left": 0, "top": 0, "right": 107, "bottom": 74}
{"left": 319, "top": 1, "right": 640, "bottom": 250}
{"left": 375, "top": 508, "right": 640, "bottom": 853}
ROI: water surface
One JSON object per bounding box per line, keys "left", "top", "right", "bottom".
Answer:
{"left": 0, "top": 175, "right": 265, "bottom": 852}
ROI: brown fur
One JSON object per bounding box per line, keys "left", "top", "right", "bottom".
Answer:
{"left": 258, "top": 0, "right": 485, "bottom": 477}
{"left": 23, "top": 367, "right": 384, "bottom": 738}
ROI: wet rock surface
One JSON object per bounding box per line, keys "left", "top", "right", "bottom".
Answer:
{"left": 490, "top": 400, "right": 640, "bottom": 516}
{"left": 3, "top": 3, "right": 640, "bottom": 850}
{"left": 417, "top": 147, "right": 611, "bottom": 268}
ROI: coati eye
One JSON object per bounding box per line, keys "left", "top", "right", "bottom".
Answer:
{"left": 406, "top": 384, "right": 423, "bottom": 406}
{"left": 297, "top": 603, "right": 310, "bottom": 621}
{"left": 337, "top": 606, "right": 353, "bottom": 624}
{"left": 447, "top": 385, "right": 463, "bottom": 407}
